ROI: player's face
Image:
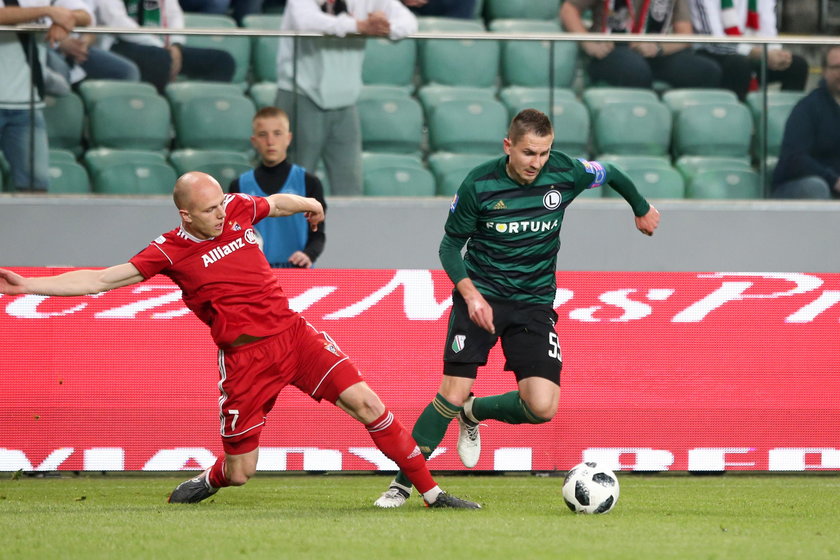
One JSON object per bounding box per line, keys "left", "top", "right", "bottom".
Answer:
{"left": 503, "top": 132, "right": 553, "bottom": 185}
{"left": 824, "top": 47, "right": 840, "bottom": 98}
{"left": 251, "top": 115, "right": 292, "bottom": 167}
{"left": 183, "top": 183, "right": 227, "bottom": 240}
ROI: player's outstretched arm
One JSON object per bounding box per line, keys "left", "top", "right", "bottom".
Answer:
{"left": 266, "top": 193, "right": 324, "bottom": 231}
{"left": 0, "top": 263, "right": 144, "bottom": 297}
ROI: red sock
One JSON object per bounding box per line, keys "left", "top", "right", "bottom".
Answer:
{"left": 207, "top": 457, "right": 231, "bottom": 489}
{"left": 366, "top": 410, "right": 436, "bottom": 494}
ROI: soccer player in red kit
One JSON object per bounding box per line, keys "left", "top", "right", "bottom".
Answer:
{"left": 0, "top": 172, "right": 480, "bottom": 509}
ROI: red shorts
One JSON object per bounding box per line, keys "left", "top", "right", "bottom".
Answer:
{"left": 217, "top": 316, "right": 363, "bottom": 454}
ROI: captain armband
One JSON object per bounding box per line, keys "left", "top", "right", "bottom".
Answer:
{"left": 576, "top": 158, "right": 607, "bottom": 189}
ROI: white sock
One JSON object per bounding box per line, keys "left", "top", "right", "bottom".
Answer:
{"left": 422, "top": 485, "right": 443, "bottom": 504}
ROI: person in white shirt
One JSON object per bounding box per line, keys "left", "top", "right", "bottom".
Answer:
{"left": 275, "top": 0, "right": 417, "bottom": 196}
{"left": 101, "top": 0, "right": 236, "bottom": 93}
{"left": 688, "top": 0, "right": 808, "bottom": 100}
{"left": 0, "top": 0, "right": 91, "bottom": 191}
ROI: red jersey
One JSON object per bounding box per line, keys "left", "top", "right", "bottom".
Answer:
{"left": 130, "top": 193, "right": 298, "bottom": 348}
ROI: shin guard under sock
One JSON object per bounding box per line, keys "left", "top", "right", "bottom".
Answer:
{"left": 367, "top": 410, "right": 436, "bottom": 494}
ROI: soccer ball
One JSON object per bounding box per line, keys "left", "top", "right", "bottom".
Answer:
{"left": 562, "top": 461, "right": 620, "bottom": 514}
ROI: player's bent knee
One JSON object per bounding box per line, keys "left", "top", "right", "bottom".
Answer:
{"left": 523, "top": 399, "right": 557, "bottom": 423}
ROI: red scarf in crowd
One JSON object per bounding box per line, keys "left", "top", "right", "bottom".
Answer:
{"left": 721, "top": 0, "right": 759, "bottom": 35}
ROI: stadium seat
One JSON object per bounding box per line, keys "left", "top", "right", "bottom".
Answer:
{"left": 248, "top": 81, "right": 277, "bottom": 109}
{"left": 427, "top": 152, "right": 494, "bottom": 196}
{"left": 603, "top": 164, "right": 686, "bottom": 199}
{"left": 428, "top": 98, "right": 509, "bottom": 154}
{"left": 164, "top": 81, "right": 246, "bottom": 111}
{"left": 489, "top": 19, "right": 576, "bottom": 88}
{"left": 359, "top": 85, "right": 414, "bottom": 100}
{"left": 42, "top": 93, "right": 84, "bottom": 155}
{"left": 417, "top": 84, "right": 497, "bottom": 120}
{"left": 674, "top": 155, "right": 753, "bottom": 184}
{"left": 745, "top": 90, "right": 804, "bottom": 120}
{"left": 362, "top": 152, "right": 425, "bottom": 171}
{"left": 485, "top": 0, "right": 561, "bottom": 20}
{"left": 417, "top": 18, "right": 498, "bottom": 88}
{"left": 172, "top": 94, "right": 256, "bottom": 151}
{"left": 182, "top": 13, "right": 250, "bottom": 84}
{"left": 498, "top": 86, "right": 576, "bottom": 117}
{"left": 48, "top": 160, "right": 91, "bottom": 194}
{"left": 672, "top": 103, "right": 753, "bottom": 158}
{"left": 751, "top": 98, "right": 800, "bottom": 159}
{"left": 357, "top": 94, "right": 424, "bottom": 154}
{"left": 362, "top": 37, "right": 417, "bottom": 90}
{"left": 49, "top": 149, "right": 77, "bottom": 164}
{"left": 243, "top": 14, "right": 284, "bottom": 83}
{"left": 84, "top": 149, "right": 177, "bottom": 195}
{"left": 686, "top": 168, "right": 763, "bottom": 199}
{"left": 593, "top": 100, "right": 671, "bottom": 156}
{"left": 169, "top": 149, "right": 252, "bottom": 185}
{"left": 661, "top": 88, "right": 739, "bottom": 114}
{"left": 582, "top": 87, "right": 659, "bottom": 118}
{"left": 88, "top": 94, "right": 172, "bottom": 151}
{"left": 363, "top": 164, "right": 436, "bottom": 197}
{"left": 78, "top": 80, "right": 157, "bottom": 111}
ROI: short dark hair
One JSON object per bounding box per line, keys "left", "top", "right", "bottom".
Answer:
{"left": 508, "top": 108, "right": 553, "bottom": 144}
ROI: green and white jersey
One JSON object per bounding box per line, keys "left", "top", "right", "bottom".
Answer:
{"left": 441, "top": 150, "right": 609, "bottom": 305}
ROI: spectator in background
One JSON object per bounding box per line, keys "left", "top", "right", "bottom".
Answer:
{"left": 99, "top": 0, "right": 236, "bottom": 93}
{"left": 229, "top": 107, "right": 327, "bottom": 268}
{"left": 0, "top": 0, "right": 91, "bottom": 192}
{"left": 771, "top": 46, "right": 840, "bottom": 199}
{"left": 688, "top": 0, "right": 808, "bottom": 101}
{"left": 47, "top": 0, "right": 142, "bottom": 87}
{"left": 401, "top": 0, "right": 475, "bottom": 19}
{"left": 560, "top": 0, "right": 722, "bottom": 90}
{"left": 275, "top": 0, "right": 417, "bottom": 196}
{"left": 179, "top": 0, "right": 263, "bottom": 26}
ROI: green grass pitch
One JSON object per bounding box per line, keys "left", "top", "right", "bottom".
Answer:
{"left": 2, "top": 473, "right": 840, "bottom": 559}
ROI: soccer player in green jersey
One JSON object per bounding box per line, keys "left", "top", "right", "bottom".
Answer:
{"left": 374, "top": 108, "right": 660, "bottom": 507}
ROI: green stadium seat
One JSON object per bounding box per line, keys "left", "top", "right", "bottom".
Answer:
{"left": 248, "top": 81, "right": 277, "bottom": 109}
{"left": 363, "top": 37, "right": 417, "bottom": 90}
{"left": 673, "top": 103, "right": 753, "bottom": 158}
{"left": 661, "top": 88, "right": 739, "bottom": 114}
{"left": 745, "top": 90, "right": 804, "bottom": 120}
{"left": 48, "top": 160, "right": 91, "bottom": 194}
{"left": 88, "top": 94, "right": 172, "bottom": 151}
{"left": 164, "top": 81, "right": 246, "bottom": 111}
{"left": 686, "top": 168, "right": 763, "bottom": 199}
{"left": 427, "top": 152, "right": 494, "bottom": 196}
{"left": 363, "top": 164, "right": 436, "bottom": 197}
{"left": 489, "top": 19, "right": 576, "bottom": 88}
{"left": 243, "top": 14, "right": 283, "bottom": 83}
{"left": 603, "top": 164, "right": 686, "bottom": 199}
{"left": 674, "top": 155, "right": 753, "bottom": 184}
{"left": 49, "top": 149, "right": 77, "bottom": 164}
{"left": 751, "top": 99, "right": 799, "bottom": 159}
{"left": 42, "top": 93, "right": 84, "bottom": 155}
{"left": 582, "top": 87, "right": 659, "bottom": 118}
{"left": 417, "top": 84, "right": 497, "bottom": 120}
{"left": 428, "top": 98, "right": 509, "bottom": 154}
{"left": 362, "top": 152, "right": 425, "bottom": 171}
{"left": 84, "top": 149, "right": 176, "bottom": 195}
{"left": 418, "top": 19, "right": 499, "bottom": 88}
{"left": 77, "top": 80, "right": 157, "bottom": 111}
{"left": 357, "top": 94, "right": 424, "bottom": 154}
{"left": 172, "top": 94, "right": 256, "bottom": 151}
{"left": 359, "top": 85, "right": 414, "bottom": 100}
{"left": 593, "top": 100, "right": 672, "bottom": 156}
{"left": 485, "top": 0, "right": 561, "bottom": 20}
{"left": 169, "top": 149, "right": 252, "bottom": 185}
{"left": 183, "top": 13, "right": 250, "bottom": 84}
{"left": 498, "top": 86, "right": 576, "bottom": 117}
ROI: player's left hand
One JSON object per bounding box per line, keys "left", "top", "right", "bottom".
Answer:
{"left": 0, "top": 268, "right": 27, "bottom": 295}
{"left": 635, "top": 204, "right": 660, "bottom": 236}
{"left": 287, "top": 251, "right": 313, "bottom": 268}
